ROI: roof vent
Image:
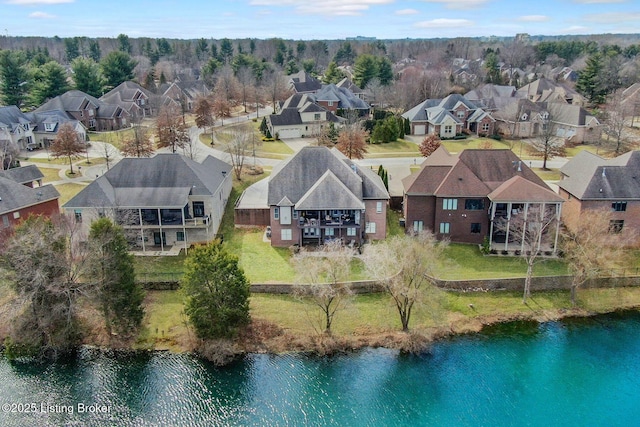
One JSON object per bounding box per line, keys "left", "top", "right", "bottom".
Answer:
{"left": 602, "top": 167, "right": 606, "bottom": 178}
{"left": 350, "top": 164, "right": 357, "bottom": 174}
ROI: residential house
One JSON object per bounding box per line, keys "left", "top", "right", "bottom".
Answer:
{"left": 63, "top": 154, "right": 232, "bottom": 253}
{"left": 237, "top": 146, "right": 389, "bottom": 247}
{"left": 492, "top": 98, "right": 548, "bottom": 138}
{"left": 402, "top": 94, "right": 495, "bottom": 137}
{"left": 100, "top": 81, "right": 158, "bottom": 118}
{"left": 622, "top": 83, "right": 640, "bottom": 120}
{"left": 544, "top": 102, "right": 601, "bottom": 144}
{"left": 313, "top": 84, "right": 370, "bottom": 116}
{"left": 28, "top": 110, "right": 87, "bottom": 149}
{"left": 0, "top": 106, "right": 36, "bottom": 150}
{"left": 516, "top": 77, "right": 585, "bottom": 106}
{"left": 464, "top": 84, "right": 518, "bottom": 111}
{"left": 266, "top": 93, "right": 344, "bottom": 139}
{"left": 160, "top": 80, "right": 211, "bottom": 112}
{"left": 402, "top": 147, "right": 563, "bottom": 252}
{"left": 35, "top": 90, "right": 130, "bottom": 131}
{"left": 548, "top": 67, "right": 578, "bottom": 83}
{"left": 558, "top": 150, "right": 640, "bottom": 243}
{"left": 336, "top": 78, "right": 366, "bottom": 100}
{"left": 289, "top": 71, "right": 322, "bottom": 94}
{"left": 0, "top": 165, "right": 60, "bottom": 229}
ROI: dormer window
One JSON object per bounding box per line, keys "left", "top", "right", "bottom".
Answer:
{"left": 542, "top": 112, "right": 549, "bottom": 119}
{"left": 521, "top": 113, "right": 528, "bottom": 121}
{"left": 22, "top": 124, "right": 29, "bottom": 131}
{"left": 456, "top": 111, "right": 465, "bottom": 118}
{"left": 44, "top": 123, "right": 55, "bottom": 132}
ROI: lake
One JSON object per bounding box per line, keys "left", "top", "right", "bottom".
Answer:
{"left": 2, "top": 311, "right": 640, "bottom": 426}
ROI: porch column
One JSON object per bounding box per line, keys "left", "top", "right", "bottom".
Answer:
{"left": 182, "top": 206, "right": 187, "bottom": 255}
{"left": 488, "top": 202, "right": 496, "bottom": 250}
{"left": 521, "top": 202, "right": 529, "bottom": 253}
{"left": 553, "top": 203, "right": 562, "bottom": 254}
{"left": 504, "top": 202, "right": 512, "bottom": 251}
{"left": 158, "top": 208, "right": 164, "bottom": 252}
{"left": 139, "top": 208, "right": 145, "bottom": 252}
{"left": 537, "top": 203, "right": 545, "bottom": 252}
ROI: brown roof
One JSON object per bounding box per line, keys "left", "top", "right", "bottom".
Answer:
{"left": 488, "top": 176, "right": 564, "bottom": 203}
{"left": 403, "top": 165, "right": 453, "bottom": 195}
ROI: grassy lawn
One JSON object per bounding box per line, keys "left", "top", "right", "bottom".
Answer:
{"left": 137, "top": 290, "right": 190, "bottom": 351}
{"left": 134, "top": 253, "right": 187, "bottom": 282}
{"left": 53, "top": 183, "right": 87, "bottom": 205}
{"left": 436, "top": 243, "right": 570, "bottom": 280}
{"left": 386, "top": 209, "right": 404, "bottom": 237}
{"left": 531, "top": 167, "right": 561, "bottom": 181}
{"left": 38, "top": 166, "right": 62, "bottom": 183}
{"left": 256, "top": 140, "right": 294, "bottom": 157}
{"left": 23, "top": 156, "right": 77, "bottom": 165}
{"left": 441, "top": 137, "right": 516, "bottom": 153}
{"left": 366, "top": 139, "right": 420, "bottom": 157}
{"left": 88, "top": 128, "right": 138, "bottom": 150}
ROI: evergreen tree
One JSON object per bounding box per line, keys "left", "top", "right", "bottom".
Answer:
{"left": 88, "top": 218, "right": 144, "bottom": 336}
{"left": 376, "top": 56, "right": 394, "bottom": 86}
{"left": 182, "top": 242, "right": 250, "bottom": 339}
{"left": 89, "top": 40, "right": 101, "bottom": 61}
{"left": 71, "top": 57, "right": 103, "bottom": 97}
{"left": 117, "top": 33, "right": 132, "bottom": 54}
{"left": 64, "top": 37, "right": 80, "bottom": 62}
{"left": 195, "top": 38, "right": 209, "bottom": 61}
{"left": 323, "top": 61, "right": 346, "bottom": 84}
{"left": 484, "top": 51, "right": 501, "bottom": 84}
{"left": 353, "top": 54, "right": 379, "bottom": 89}
{"left": 28, "top": 61, "right": 69, "bottom": 107}
{"left": 0, "top": 50, "right": 29, "bottom": 107}
{"left": 220, "top": 38, "right": 234, "bottom": 63}
{"left": 576, "top": 52, "right": 606, "bottom": 104}
{"left": 100, "top": 51, "right": 137, "bottom": 90}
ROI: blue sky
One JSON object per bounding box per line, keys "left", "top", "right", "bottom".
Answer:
{"left": 3, "top": 0, "right": 639, "bottom": 40}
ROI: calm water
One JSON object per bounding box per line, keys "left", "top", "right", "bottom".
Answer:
{"left": 2, "top": 312, "right": 640, "bottom": 427}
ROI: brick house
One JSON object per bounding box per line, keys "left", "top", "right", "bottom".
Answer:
{"left": 403, "top": 147, "right": 563, "bottom": 252}
{"left": 558, "top": 150, "right": 640, "bottom": 243}
{"left": 402, "top": 94, "right": 495, "bottom": 138}
{"left": 0, "top": 165, "right": 60, "bottom": 229}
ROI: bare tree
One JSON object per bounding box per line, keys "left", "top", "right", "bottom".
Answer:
{"left": 419, "top": 134, "right": 442, "bottom": 157}
{"left": 156, "top": 104, "right": 189, "bottom": 153}
{"left": 364, "top": 232, "right": 446, "bottom": 332}
{"left": 0, "top": 138, "right": 20, "bottom": 170}
{"left": 98, "top": 141, "right": 119, "bottom": 170}
{"left": 263, "top": 67, "right": 291, "bottom": 113}
{"left": 50, "top": 123, "right": 85, "bottom": 174}
{"left": 494, "top": 204, "right": 560, "bottom": 303}
{"left": 194, "top": 95, "right": 215, "bottom": 143}
{"left": 223, "top": 124, "right": 253, "bottom": 180}
{"left": 602, "top": 89, "right": 632, "bottom": 154}
{"left": 292, "top": 241, "right": 355, "bottom": 335}
{"left": 121, "top": 123, "right": 154, "bottom": 158}
{"left": 561, "top": 208, "right": 633, "bottom": 306}
{"left": 529, "top": 111, "right": 565, "bottom": 170}
{"left": 336, "top": 122, "right": 368, "bottom": 160}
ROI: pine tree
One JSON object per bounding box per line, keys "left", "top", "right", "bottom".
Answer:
{"left": 576, "top": 52, "right": 606, "bottom": 105}
{"left": 0, "top": 50, "right": 29, "bottom": 106}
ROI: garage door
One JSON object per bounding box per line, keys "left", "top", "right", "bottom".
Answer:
{"left": 413, "top": 125, "right": 426, "bottom": 135}
{"left": 278, "top": 128, "right": 301, "bottom": 139}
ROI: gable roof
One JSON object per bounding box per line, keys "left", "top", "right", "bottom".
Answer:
{"left": 296, "top": 170, "right": 365, "bottom": 210}
{"left": 403, "top": 147, "right": 551, "bottom": 198}
{"left": 558, "top": 150, "right": 640, "bottom": 200}
{"left": 63, "top": 154, "right": 232, "bottom": 209}
{"left": 313, "top": 84, "right": 370, "bottom": 110}
{"left": 0, "top": 176, "right": 59, "bottom": 215}
{"left": 289, "top": 71, "right": 322, "bottom": 93}
{"left": 35, "top": 90, "right": 128, "bottom": 121}
{"left": 0, "top": 106, "right": 32, "bottom": 130}
{"left": 268, "top": 146, "right": 388, "bottom": 207}
{"left": 402, "top": 94, "right": 487, "bottom": 124}
{"left": 0, "top": 165, "right": 43, "bottom": 185}
{"left": 488, "top": 176, "right": 564, "bottom": 203}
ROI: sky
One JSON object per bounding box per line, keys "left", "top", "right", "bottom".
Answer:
{"left": 3, "top": 0, "right": 640, "bottom": 40}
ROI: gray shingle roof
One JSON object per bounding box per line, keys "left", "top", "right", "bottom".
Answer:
{"left": 0, "top": 165, "right": 43, "bottom": 185}
{"left": 0, "top": 177, "right": 59, "bottom": 215}
{"left": 63, "top": 153, "right": 232, "bottom": 209}
{"left": 313, "top": 84, "right": 370, "bottom": 110}
{"left": 558, "top": 151, "right": 640, "bottom": 199}
{"left": 268, "top": 146, "right": 388, "bottom": 208}
{"left": 296, "top": 170, "right": 365, "bottom": 210}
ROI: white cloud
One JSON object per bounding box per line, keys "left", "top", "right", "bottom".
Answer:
{"left": 562, "top": 25, "right": 590, "bottom": 33}
{"left": 249, "top": 0, "right": 394, "bottom": 16}
{"left": 584, "top": 12, "right": 640, "bottom": 23}
{"left": 414, "top": 18, "right": 473, "bottom": 28}
{"left": 418, "top": 0, "right": 489, "bottom": 9}
{"left": 573, "top": 0, "right": 624, "bottom": 3}
{"left": 395, "top": 8, "right": 419, "bottom": 15}
{"left": 28, "top": 10, "right": 56, "bottom": 18}
{"left": 517, "top": 15, "right": 549, "bottom": 22}
{"left": 7, "top": 0, "right": 72, "bottom": 4}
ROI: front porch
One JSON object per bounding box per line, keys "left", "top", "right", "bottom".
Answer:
{"left": 296, "top": 209, "right": 363, "bottom": 246}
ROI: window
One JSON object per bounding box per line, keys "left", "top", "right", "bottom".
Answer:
{"left": 89, "top": 109, "right": 94, "bottom": 117}
{"left": 314, "top": 113, "right": 321, "bottom": 121}
{"left": 471, "top": 223, "right": 481, "bottom": 234}
{"left": 612, "top": 201, "right": 627, "bottom": 212}
{"left": 13, "top": 212, "right": 20, "bottom": 219}
{"left": 465, "top": 199, "right": 484, "bottom": 210}
{"left": 293, "top": 210, "right": 298, "bottom": 219}
{"left": 74, "top": 209, "right": 82, "bottom": 223}
{"left": 325, "top": 228, "right": 334, "bottom": 236}
{"left": 366, "top": 222, "right": 376, "bottom": 234}
{"left": 376, "top": 201, "right": 383, "bottom": 213}
{"left": 456, "top": 110, "right": 465, "bottom": 118}
{"left": 274, "top": 207, "right": 279, "bottom": 220}
{"left": 281, "top": 229, "right": 292, "bottom": 240}
{"left": 482, "top": 123, "right": 490, "bottom": 132}
{"left": 413, "top": 220, "right": 424, "bottom": 232}
{"left": 444, "top": 125, "right": 453, "bottom": 134}
{"left": 443, "top": 198, "right": 458, "bottom": 210}
{"left": 193, "top": 201, "right": 205, "bottom": 217}
{"left": 44, "top": 123, "right": 55, "bottom": 132}
{"left": 328, "top": 101, "right": 334, "bottom": 107}
{"left": 177, "top": 231, "right": 185, "bottom": 242}
{"left": 347, "top": 228, "right": 356, "bottom": 236}
{"left": 2, "top": 215, "right": 8, "bottom": 228}
{"left": 439, "top": 222, "right": 450, "bottom": 234}
{"left": 609, "top": 220, "right": 624, "bottom": 233}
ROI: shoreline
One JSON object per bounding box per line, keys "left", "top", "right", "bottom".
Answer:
{"left": 12, "top": 303, "right": 633, "bottom": 366}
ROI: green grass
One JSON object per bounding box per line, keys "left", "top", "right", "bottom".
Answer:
{"left": 386, "top": 208, "right": 404, "bottom": 237}
{"left": 88, "top": 128, "right": 138, "bottom": 150}
{"left": 531, "top": 167, "right": 561, "bottom": 181}
{"left": 366, "top": 139, "right": 420, "bottom": 157}
{"left": 53, "top": 183, "right": 87, "bottom": 205}
{"left": 435, "top": 243, "right": 570, "bottom": 280}
{"left": 441, "top": 137, "right": 517, "bottom": 153}
{"left": 134, "top": 253, "right": 187, "bottom": 281}
{"left": 38, "top": 166, "right": 62, "bottom": 183}
{"left": 137, "top": 290, "right": 190, "bottom": 351}
{"left": 256, "top": 140, "right": 294, "bottom": 156}
{"left": 24, "top": 156, "right": 76, "bottom": 165}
